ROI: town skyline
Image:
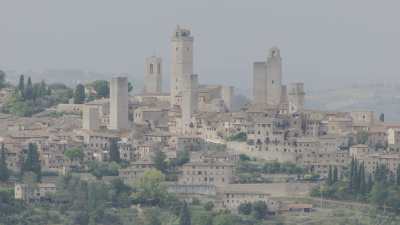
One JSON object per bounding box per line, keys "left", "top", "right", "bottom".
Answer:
{"left": 1, "top": 1, "right": 400, "bottom": 91}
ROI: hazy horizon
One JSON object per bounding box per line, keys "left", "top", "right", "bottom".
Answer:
{"left": 1, "top": 0, "right": 400, "bottom": 92}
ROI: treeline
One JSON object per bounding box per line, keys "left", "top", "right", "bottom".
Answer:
{"left": 312, "top": 158, "right": 400, "bottom": 211}
{"left": 3, "top": 75, "right": 73, "bottom": 116}
{"left": 236, "top": 158, "right": 305, "bottom": 183}
{"left": 0, "top": 143, "right": 42, "bottom": 183}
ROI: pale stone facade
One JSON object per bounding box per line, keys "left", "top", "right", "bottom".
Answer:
{"left": 82, "top": 106, "right": 100, "bottom": 131}
{"left": 170, "top": 26, "right": 194, "bottom": 107}
{"left": 15, "top": 183, "right": 57, "bottom": 202}
{"left": 253, "top": 47, "right": 282, "bottom": 107}
{"left": 288, "top": 82, "right": 305, "bottom": 113}
{"left": 179, "top": 160, "right": 234, "bottom": 186}
{"left": 144, "top": 56, "right": 162, "bottom": 94}
{"left": 109, "top": 77, "right": 129, "bottom": 131}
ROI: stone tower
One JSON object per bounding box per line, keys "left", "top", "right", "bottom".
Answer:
{"left": 144, "top": 56, "right": 162, "bottom": 94}
{"left": 266, "top": 47, "right": 282, "bottom": 106}
{"left": 109, "top": 77, "right": 129, "bottom": 131}
{"left": 82, "top": 106, "right": 99, "bottom": 131}
{"left": 170, "top": 25, "right": 194, "bottom": 107}
{"left": 181, "top": 74, "right": 198, "bottom": 133}
{"left": 253, "top": 61, "right": 268, "bottom": 104}
{"left": 288, "top": 82, "right": 305, "bottom": 113}
{"left": 221, "top": 86, "right": 234, "bottom": 111}
{"left": 253, "top": 47, "right": 283, "bottom": 107}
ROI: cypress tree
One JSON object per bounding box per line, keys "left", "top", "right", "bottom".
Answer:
{"left": 18, "top": 74, "right": 25, "bottom": 97}
{"left": 333, "top": 166, "right": 338, "bottom": 183}
{"left": 353, "top": 159, "right": 360, "bottom": 193}
{"left": 0, "top": 144, "right": 10, "bottom": 182}
{"left": 396, "top": 164, "right": 400, "bottom": 186}
{"left": 327, "top": 166, "right": 333, "bottom": 185}
{"left": 74, "top": 84, "right": 86, "bottom": 104}
{"left": 22, "top": 143, "right": 41, "bottom": 182}
{"left": 109, "top": 138, "right": 120, "bottom": 163}
{"left": 349, "top": 158, "right": 355, "bottom": 193}
{"left": 39, "top": 80, "right": 47, "bottom": 97}
{"left": 359, "top": 162, "right": 366, "bottom": 196}
{"left": 179, "top": 201, "right": 191, "bottom": 225}
{"left": 25, "top": 77, "right": 33, "bottom": 100}
{"left": 367, "top": 174, "right": 373, "bottom": 193}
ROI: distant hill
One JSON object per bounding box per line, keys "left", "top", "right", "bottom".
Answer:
{"left": 306, "top": 83, "right": 400, "bottom": 122}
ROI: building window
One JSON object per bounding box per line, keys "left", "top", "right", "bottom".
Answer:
{"left": 150, "top": 64, "right": 154, "bottom": 73}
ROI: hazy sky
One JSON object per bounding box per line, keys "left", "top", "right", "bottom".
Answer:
{"left": 1, "top": 0, "right": 399, "bottom": 92}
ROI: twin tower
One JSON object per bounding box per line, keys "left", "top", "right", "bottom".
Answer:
{"left": 143, "top": 26, "right": 196, "bottom": 107}
{"left": 144, "top": 26, "right": 198, "bottom": 132}
{"left": 253, "top": 47, "right": 305, "bottom": 113}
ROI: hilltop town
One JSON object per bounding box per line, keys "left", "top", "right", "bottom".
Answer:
{"left": 1, "top": 26, "right": 400, "bottom": 225}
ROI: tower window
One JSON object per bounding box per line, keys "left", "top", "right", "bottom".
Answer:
{"left": 150, "top": 64, "right": 154, "bottom": 73}
{"left": 157, "top": 63, "right": 161, "bottom": 74}
{"left": 272, "top": 80, "right": 274, "bottom": 84}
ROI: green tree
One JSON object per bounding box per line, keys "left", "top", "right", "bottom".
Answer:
{"left": 369, "top": 183, "right": 389, "bottom": 207}
{"left": 379, "top": 113, "right": 385, "bottom": 122}
{"left": 0, "top": 144, "right": 10, "bottom": 182}
{"left": 327, "top": 166, "right": 333, "bottom": 185}
{"left": 133, "top": 169, "right": 168, "bottom": 206}
{"left": 213, "top": 213, "right": 239, "bottom": 225}
{"left": 0, "top": 70, "right": 6, "bottom": 89}
{"left": 18, "top": 74, "right": 25, "bottom": 96}
{"left": 192, "top": 211, "right": 213, "bottom": 225}
{"left": 109, "top": 138, "right": 121, "bottom": 163}
{"left": 356, "top": 131, "right": 369, "bottom": 144}
{"left": 349, "top": 158, "right": 355, "bottom": 193}
{"left": 359, "top": 162, "right": 366, "bottom": 196}
{"left": 204, "top": 201, "right": 214, "bottom": 211}
{"left": 174, "top": 149, "right": 190, "bottom": 166}
{"left": 252, "top": 201, "right": 267, "bottom": 220}
{"left": 25, "top": 77, "right": 33, "bottom": 100}
{"left": 140, "top": 208, "right": 162, "bottom": 225}
{"left": 152, "top": 150, "right": 168, "bottom": 173}
{"left": 92, "top": 80, "right": 109, "bottom": 98}
{"left": 64, "top": 147, "right": 84, "bottom": 161}
{"left": 74, "top": 84, "right": 86, "bottom": 104}
{"left": 179, "top": 201, "right": 191, "bottom": 225}
{"left": 333, "top": 166, "right": 338, "bottom": 183}
{"left": 238, "top": 202, "right": 252, "bottom": 215}
{"left": 22, "top": 143, "right": 41, "bottom": 182}
{"left": 396, "top": 165, "right": 400, "bottom": 186}
{"left": 367, "top": 174, "right": 373, "bottom": 193}
{"left": 128, "top": 82, "right": 133, "bottom": 93}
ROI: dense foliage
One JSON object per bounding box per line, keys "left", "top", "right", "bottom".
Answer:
{"left": 3, "top": 75, "right": 73, "bottom": 117}
{"left": 227, "top": 132, "right": 247, "bottom": 142}
{"left": 311, "top": 158, "right": 400, "bottom": 212}
{"left": 236, "top": 159, "right": 305, "bottom": 183}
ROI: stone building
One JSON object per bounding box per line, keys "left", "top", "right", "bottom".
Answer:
{"left": 144, "top": 56, "right": 162, "bottom": 94}
{"left": 15, "top": 183, "right": 57, "bottom": 202}
{"left": 82, "top": 106, "right": 100, "bottom": 131}
{"left": 288, "top": 83, "right": 305, "bottom": 113}
{"left": 170, "top": 25, "right": 194, "bottom": 107}
{"left": 109, "top": 77, "right": 129, "bottom": 131}
{"left": 253, "top": 47, "right": 282, "bottom": 107}
{"left": 179, "top": 160, "right": 234, "bottom": 186}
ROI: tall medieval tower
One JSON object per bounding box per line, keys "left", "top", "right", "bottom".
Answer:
{"left": 170, "top": 25, "right": 194, "bottom": 107}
